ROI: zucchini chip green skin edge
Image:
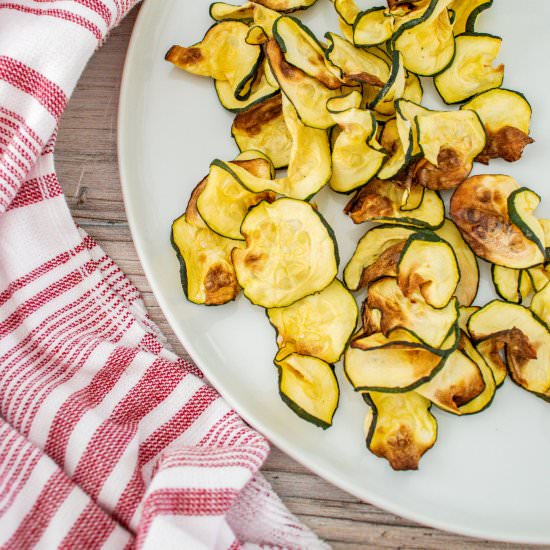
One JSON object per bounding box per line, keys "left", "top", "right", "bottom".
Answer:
{"left": 465, "top": 0, "right": 494, "bottom": 33}
{"left": 508, "top": 187, "right": 546, "bottom": 256}
{"left": 234, "top": 52, "right": 266, "bottom": 102}
{"left": 490, "top": 265, "right": 521, "bottom": 305}
{"left": 352, "top": 7, "right": 390, "bottom": 47}
{"left": 433, "top": 32, "right": 504, "bottom": 105}
{"left": 215, "top": 81, "right": 280, "bottom": 113}
{"left": 275, "top": 358, "right": 340, "bottom": 429}
{"left": 362, "top": 393, "right": 439, "bottom": 452}
{"left": 235, "top": 198, "right": 340, "bottom": 309}
{"left": 371, "top": 50, "right": 401, "bottom": 110}
{"left": 169, "top": 215, "right": 239, "bottom": 307}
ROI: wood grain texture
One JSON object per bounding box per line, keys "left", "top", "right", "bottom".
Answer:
{"left": 54, "top": 9, "right": 540, "bottom": 550}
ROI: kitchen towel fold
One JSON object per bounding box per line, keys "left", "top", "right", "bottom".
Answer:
{"left": 0, "top": 2, "right": 328, "bottom": 548}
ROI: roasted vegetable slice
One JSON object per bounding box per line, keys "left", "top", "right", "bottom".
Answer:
{"left": 434, "top": 33, "right": 504, "bottom": 104}
{"left": 325, "top": 33, "right": 390, "bottom": 87}
{"left": 344, "top": 179, "right": 445, "bottom": 229}
{"left": 254, "top": 0, "right": 318, "bottom": 12}
{"left": 344, "top": 224, "right": 415, "bottom": 291}
{"left": 353, "top": 7, "right": 394, "bottom": 47}
{"left": 268, "top": 279, "right": 358, "bottom": 363}
{"left": 462, "top": 89, "right": 534, "bottom": 164}
{"left": 435, "top": 219, "right": 479, "bottom": 306}
{"left": 450, "top": 0, "right": 493, "bottom": 35}
{"left": 365, "top": 277, "right": 459, "bottom": 349}
{"left": 232, "top": 198, "right": 338, "bottom": 308}
{"left": 331, "top": 0, "right": 360, "bottom": 25}
{"left": 328, "top": 99, "right": 386, "bottom": 193}
{"left": 171, "top": 179, "right": 242, "bottom": 305}
{"left": 231, "top": 94, "right": 292, "bottom": 168}
{"left": 508, "top": 188, "right": 546, "bottom": 256}
{"left": 370, "top": 51, "right": 406, "bottom": 117}
{"left": 403, "top": 71, "right": 423, "bottom": 104}
{"left": 197, "top": 158, "right": 275, "bottom": 240}
{"left": 468, "top": 301, "right": 550, "bottom": 400}
{"left": 414, "top": 110, "right": 486, "bottom": 190}
{"left": 476, "top": 337, "right": 507, "bottom": 387}
{"left": 492, "top": 265, "right": 522, "bottom": 304}
{"left": 450, "top": 175, "right": 545, "bottom": 269}
{"left": 266, "top": 38, "right": 340, "bottom": 129}
{"left": 416, "top": 347, "right": 485, "bottom": 414}
{"left": 395, "top": 98, "right": 431, "bottom": 157}
{"left": 345, "top": 333, "right": 446, "bottom": 392}
{"left": 274, "top": 16, "right": 342, "bottom": 89}
{"left": 397, "top": 232, "right": 459, "bottom": 309}
{"left": 377, "top": 118, "right": 412, "bottom": 180}
{"left": 531, "top": 284, "right": 550, "bottom": 330}
{"left": 363, "top": 392, "right": 437, "bottom": 471}
{"left": 276, "top": 353, "right": 339, "bottom": 429}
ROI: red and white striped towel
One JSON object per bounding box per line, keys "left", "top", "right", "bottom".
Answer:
{"left": 0, "top": 3, "right": 329, "bottom": 548}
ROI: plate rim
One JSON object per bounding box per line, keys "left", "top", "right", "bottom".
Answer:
{"left": 117, "top": 0, "right": 549, "bottom": 544}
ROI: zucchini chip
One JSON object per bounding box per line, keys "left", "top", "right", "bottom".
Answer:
{"left": 197, "top": 158, "right": 275, "bottom": 240}
{"left": 166, "top": 21, "right": 262, "bottom": 101}
{"left": 232, "top": 198, "right": 338, "bottom": 308}
{"left": 268, "top": 279, "right": 358, "bottom": 363}
{"left": 210, "top": 2, "right": 255, "bottom": 22}
{"left": 395, "top": 98, "right": 431, "bottom": 157}
{"left": 458, "top": 305, "right": 479, "bottom": 334}
{"left": 365, "top": 277, "right": 459, "bottom": 349}
{"left": 450, "top": 175, "right": 546, "bottom": 269}
{"left": 476, "top": 337, "right": 507, "bottom": 387}
{"left": 353, "top": 7, "right": 394, "bottom": 47}
{"left": 328, "top": 100, "right": 386, "bottom": 193}
{"left": 435, "top": 219, "right": 479, "bottom": 306}
{"left": 403, "top": 71, "right": 423, "bottom": 104}
{"left": 531, "top": 284, "right": 550, "bottom": 330}
{"left": 344, "top": 179, "right": 445, "bottom": 229}
{"left": 223, "top": 98, "right": 331, "bottom": 199}
{"left": 363, "top": 392, "right": 437, "bottom": 471}
{"left": 392, "top": 0, "right": 455, "bottom": 76}
{"left": 527, "top": 265, "right": 550, "bottom": 294}
{"left": 171, "top": 179, "right": 242, "bottom": 305}
{"left": 331, "top": 0, "right": 360, "bottom": 26}
{"left": 492, "top": 265, "right": 522, "bottom": 304}
{"left": 325, "top": 33, "right": 390, "bottom": 87}
{"left": 254, "top": 0, "right": 318, "bottom": 12}
{"left": 344, "top": 224, "right": 415, "bottom": 291}
{"left": 345, "top": 334, "right": 446, "bottom": 392}
{"left": 276, "top": 353, "right": 339, "bottom": 429}
{"left": 468, "top": 301, "right": 550, "bottom": 400}
{"left": 397, "top": 232, "right": 459, "bottom": 309}
{"left": 450, "top": 0, "right": 493, "bottom": 34}
{"left": 231, "top": 94, "right": 292, "bottom": 169}
{"left": 266, "top": 38, "right": 341, "bottom": 129}
{"left": 370, "top": 51, "right": 407, "bottom": 117}
{"left": 416, "top": 347, "right": 485, "bottom": 415}
{"left": 434, "top": 33, "right": 504, "bottom": 104}
{"left": 274, "top": 17, "right": 343, "bottom": 89}
{"left": 414, "top": 110, "right": 486, "bottom": 190}
{"left": 462, "top": 89, "right": 534, "bottom": 164}
{"left": 377, "top": 118, "right": 412, "bottom": 180}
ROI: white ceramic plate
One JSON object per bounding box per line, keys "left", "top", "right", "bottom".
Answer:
{"left": 118, "top": 0, "right": 550, "bottom": 543}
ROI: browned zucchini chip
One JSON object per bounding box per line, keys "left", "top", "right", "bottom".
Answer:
{"left": 232, "top": 198, "right": 338, "bottom": 308}
{"left": 344, "top": 178, "right": 444, "bottom": 229}
{"left": 476, "top": 337, "right": 507, "bottom": 387}
{"left": 363, "top": 392, "right": 437, "bottom": 471}
{"left": 231, "top": 94, "right": 292, "bottom": 168}
{"left": 468, "top": 301, "right": 550, "bottom": 400}
{"left": 434, "top": 33, "right": 504, "bottom": 104}
{"left": 268, "top": 279, "right": 358, "bottom": 363}
{"left": 413, "top": 110, "right": 486, "bottom": 190}
{"left": 450, "top": 175, "right": 545, "bottom": 269}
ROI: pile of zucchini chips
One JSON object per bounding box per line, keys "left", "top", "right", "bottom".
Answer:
{"left": 167, "top": 0, "right": 550, "bottom": 470}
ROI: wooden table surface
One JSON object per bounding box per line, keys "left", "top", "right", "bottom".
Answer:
{"left": 55, "top": 9, "right": 537, "bottom": 550}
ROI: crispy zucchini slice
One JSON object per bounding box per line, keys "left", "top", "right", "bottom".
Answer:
{"left": 450, "top": 0, "right": 493, "bottom": 35}
{"left": 254, "top": 0, "right": 318, "bottom": 12}
{"left": 397, "top": 232, "right": 459, "bottom": 309}
{"left": 370, "top": 51, "right": 407, "bottom": 117}
{"left": 268, "top": 279, "right": 358, "bottom": 363}
{"left": 266, "top": 38, "right": 340, "bottom": 129}
{"left": 365, "top": 277, "right": 459, "bottom": 349}
{"left": 414, "top": 110, "right": 486, "bottom": 190}
{"left": 434, "top": 33, "right": 504, "bottom": 104}
{"left": 476, "top": 337, "right": 507, "bottom": 387}
{"left": 325, "top": 33, "right": 390, "bottom": 87}
{"left": 392, "top": 0, "right": 455, "bottom": 76}
{"left": 492, "top": 265, "right": 521, "bottom": 304}
{"left": 527, "top": 265, "right": 550, "bottom": 293}
{"left": 197, "top": 159, "right": 275, "bottom": 240}
{"left": 468, "top": 301, "right": 550, "bottom": 400}
{"left": 328, "top": 103, "right": 386, "bottom": 193}
{"left": 458, "top": 305, "right": 479, "bottom": 334}
{"left": 363, "top": 392, "right": 437, "bottom": 471}
{"left": 377, "top": 118, "right": 413, "bottom": 180}
{"left": 395, "top": 98, "right": 431, "bottom": 157}
{"left": 435, "top": 219, "right": 479, "bottom": 306}
{"left": 531, "top": 284, "right": 550, "bottom": 330}
{"left": 403, "top": 71, "right": 423, "bottom": 104}
{"left": 345, "top": 334, "right": 446, "bottom": 392}
{"left": 231, "top": 94, "right": 292, "bottom": 169}
{"left": 462, "top": 89, "right": 534, "bottom": 164}
{"left": 344, "top": 224, "right": 415, "bottom": 291}
{"left": 171, "top": 179, "right": 242, "bottom": 305}
{"left": 344, "top": 179, "right": 445, "bottom": 229}
{"left": 232, "top": 198, "right": 338, "bottom": 308}
{"left": 210, "top": 2, "right": 254, "bottom": 22}
{"left": 276, "top": 353, "right": 339, "bottom": 429}
{"left": 508, "top": 188, "right": 546, "bottom": 256}
{"left": 353, "top": 7, "right": 394, "bottom": 47}
{"left": 331, "top": 0, "right": 360, "bottom": 26}
{"left": 223, "top": 98, "right": 331, "bottom": 199}
{"left": 274, "top": 16, "right": 342, "bottom": 89}
{"left": 450, "top": 175, "right": 546, "bottom": 269}
{"left": 416, "top": 347, "right": 485, "bottom": 414}
{"left": 166, "top": 21, "right": 262, "bottom": 100}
